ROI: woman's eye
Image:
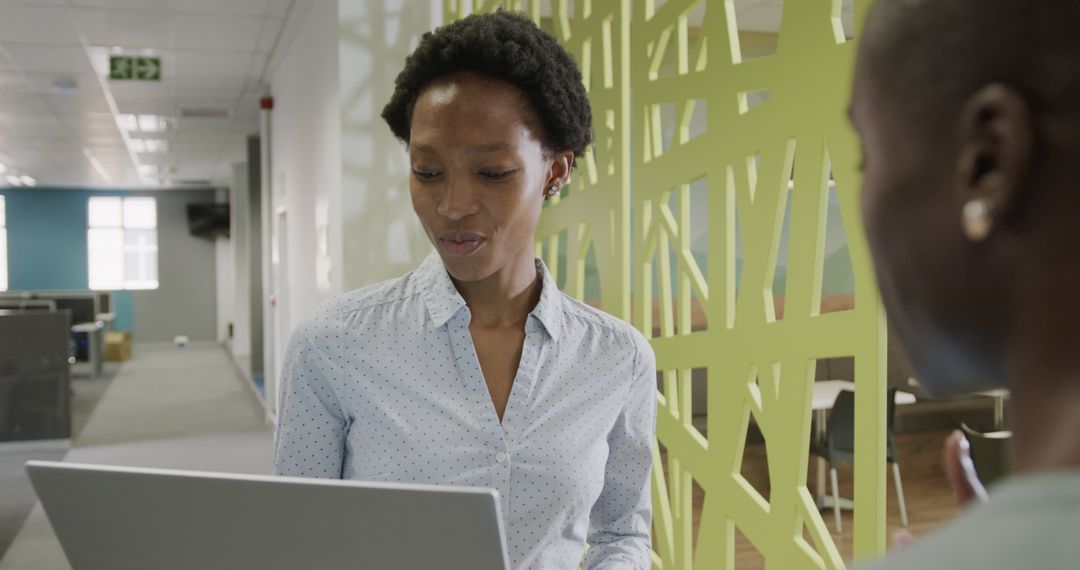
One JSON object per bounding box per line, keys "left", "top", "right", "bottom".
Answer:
{"left": 479, "top": 169, "right": 515, "bottom": 181}
{"left": 412, "top": 168, "right": 440, "bottom": 180}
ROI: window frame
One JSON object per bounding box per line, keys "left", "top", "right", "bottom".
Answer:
{"left": 87, "top": 196, "right": 159, "bottom": 291}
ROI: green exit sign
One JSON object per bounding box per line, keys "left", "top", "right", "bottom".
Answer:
{"left": 109, "top": 56, "right": 161, "bottom": 81}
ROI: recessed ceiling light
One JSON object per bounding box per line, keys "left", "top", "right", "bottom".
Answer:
{"left": 6, "top": 175, "right": 22, "bottom": 186}
{"left": 137, "top": 114, "right": 167, "bottom": 132}
{"left": 144, "top": 139, "right": 168, "bottom": 153}
{"left": 0, "top": 162, "right": 6, "bottom": 174}
{"left": 20, "top": 175, "right": 35, "bottom": 187}
{"left": 138, "top": 164, "right": 158, "bottom": 176}
{"left": 118, "top": 114, "right": 138, "bottom": 131}
{"left": 128, "top": 139, "right": 146, "bottom": 153}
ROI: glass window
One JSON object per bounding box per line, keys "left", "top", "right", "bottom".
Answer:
{"left": 88, "top": 196, "right": 158, "bottom": 290}
{"left": 88, "top": 197, "right": 122, "bottom": 228}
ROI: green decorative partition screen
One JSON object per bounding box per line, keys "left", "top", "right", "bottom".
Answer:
{"left": 447, "top": 1, "right": 885, "bottom": 568}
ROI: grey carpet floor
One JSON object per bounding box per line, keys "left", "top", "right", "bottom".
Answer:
{"left": 0, "top": 344, "right": 273, "bottom": 570}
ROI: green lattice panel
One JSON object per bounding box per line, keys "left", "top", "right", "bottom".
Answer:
{"left": 633, "top": 1, "right": 884, "bottom": 568}
{"left": 445, "top": 1, "right": 885, "bottom": 567}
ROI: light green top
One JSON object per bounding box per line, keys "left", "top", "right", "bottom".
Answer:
{"left": 859, "top": 470, "right": 1080, "bottom": 569}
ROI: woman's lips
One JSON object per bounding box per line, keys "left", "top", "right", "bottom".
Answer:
{"left": 439, "top": 236, "right": 485, "bottom": 257}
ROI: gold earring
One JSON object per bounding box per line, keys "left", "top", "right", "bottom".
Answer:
{"left": 962, "top": 199, "right": 992, "bottom": 242}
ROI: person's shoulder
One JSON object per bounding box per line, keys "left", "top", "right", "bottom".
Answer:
{"left": 855, "top": 483, "right": 1076, "bottom": 570}
{"left": 559, "top": 295, "right": 650, "bottom": 350}
{"left": 293, "top": 270, "right": 425, "bottom": 337}
{"left": 335, "top": 269, "right": 426, "bottom": 317}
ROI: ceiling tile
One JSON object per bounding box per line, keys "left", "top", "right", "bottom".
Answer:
{"left": 0, "top": 50, "right": 17, "bottom": 72}
{"left": 0, "top": 0, "right": 67, "bottom": 5}
{"left": 0, "top": 93, "right": 51, "bottom": 113}
{"left": 24, "top": 71, "right": 103, "bottom": 94}
{"left": 0, "top": 5, "right": 82, "bottom": 45}
{"left": 0, "top": 110, "right": 62, "bottom": 128}
{"left": 42, "top": 90, "right": 113, "bottom": 114}
{"left": 170, "top": 13, "right": 263, "bottom": 51}
{"left": 2, "top": 44, "right": 93, "bottom": 74}
{"left": 246, "top": 51, "right": 268, "bottom": 79}
{"left": 113, "top": 96, "right": 176, "bottom": 115}
{"left": 72, "top": 7, "right": 172, "bottom": 50}
{"left": 167, "top": 0, "right": 284, "bottom": 17}
{"left": 172, "top": 49, "right": 253, "bottom": 78}
{"left": 31, "top": 137, "right": 87, "bottom": 152}
{"left": 256, "top": 16, "right": 285, "bottom": 52}
{"left": 0, "top": 71, "right": 29, "bottom": 93}
{"left": 83, "top": 136, "right": 127, "bottom": 148}
{"left": 55, "top": 111, "right": 116, "bottom": 126}
{"left": 69, "top": 0, "right": 168, "bottom": 9}
{"left": 65, "top": 120, "right": 124, "bottom": 138}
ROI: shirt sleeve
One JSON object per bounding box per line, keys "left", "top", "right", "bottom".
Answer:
{"left": 584, "top": 339, "right": 657, "bottom": 569}
{"left": 272, "top": 309, "right": 349, "bottom": 478}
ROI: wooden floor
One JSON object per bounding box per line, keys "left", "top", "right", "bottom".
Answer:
{"left": 662, "top": 429, "right": 963, "bottom": 568}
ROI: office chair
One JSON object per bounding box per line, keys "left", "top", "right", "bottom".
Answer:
{"left": 811, "top": 388, "right": 908, "bottom": 533}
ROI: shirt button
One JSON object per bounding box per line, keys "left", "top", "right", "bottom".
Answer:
{"left": 495, "top": 452, "right": 508, "bottom": 463}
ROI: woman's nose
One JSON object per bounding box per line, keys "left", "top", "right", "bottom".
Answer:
{"left": 435, "top": 179, "right": 479, "bottom": 221}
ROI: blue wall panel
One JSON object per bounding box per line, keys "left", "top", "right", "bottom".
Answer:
{"left": 0, "top": 188, "right": 132, "bottom": 330}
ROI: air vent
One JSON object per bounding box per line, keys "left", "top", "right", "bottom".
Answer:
{"left": 174, "top": 179, "right": 213, "bottom": 186}
{"left": 177, "top": 107, "right": 230, "bottom": 119}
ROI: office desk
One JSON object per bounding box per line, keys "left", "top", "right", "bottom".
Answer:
{"left": 71, "top": 322, "right": 105, "bottom": 378}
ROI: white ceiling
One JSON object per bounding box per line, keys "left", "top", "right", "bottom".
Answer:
{"left": 0, "top": 0, "right": 291, "bottom": 190}
{"left": 0, "top": 0, "right": 851, "bottom": 191}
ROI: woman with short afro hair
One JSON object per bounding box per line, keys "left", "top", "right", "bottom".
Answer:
{"left": 275, "top": 11, "right": 656, "bottom": 570}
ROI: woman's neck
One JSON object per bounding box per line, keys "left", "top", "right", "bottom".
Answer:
{"left": 452, "top": 254, "right": 542, "bottom": 329}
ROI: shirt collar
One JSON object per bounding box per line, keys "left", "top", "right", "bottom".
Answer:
{"left": 419, "top": 251, "right": 467, "bottom": 329}
{"left": 418, "top": 251, "right": 565, "bottom": 342}
{"left": 530, "top": 257, "right": 564, "bottom": 342}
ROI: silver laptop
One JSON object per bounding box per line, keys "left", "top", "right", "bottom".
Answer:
{"left": 26, "top": 461, "right": 510, "bottom": 570}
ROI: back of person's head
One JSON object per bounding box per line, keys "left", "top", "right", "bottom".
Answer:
{"left": 852, "top": 0, "right": 1080, "bottom": 397}
{"left": 381, "top": 10, "right": 592, "bottom": 162}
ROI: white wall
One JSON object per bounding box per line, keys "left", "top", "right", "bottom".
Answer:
{"left": 230, "top": 161, "right": 252, "bottom": 366}
{"left": 261, "top": 0, "right": 441, "bottom": 421}
{"left": 265, "top": 0, "right": 343, "bottom": 419}
{"left": 214, "top": 187, "right": 234, "bottom": 345}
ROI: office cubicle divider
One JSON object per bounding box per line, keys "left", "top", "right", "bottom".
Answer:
{"left": 0, "top": 309, "right": 73, "bottom": 442}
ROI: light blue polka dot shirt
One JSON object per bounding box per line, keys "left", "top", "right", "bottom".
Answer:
{"left": 274, "top": 251, "right": 656, "bottom": 569}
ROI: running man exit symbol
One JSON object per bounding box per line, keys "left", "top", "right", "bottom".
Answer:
{"left": 109, "top": 56, "right": 161, "bottom": 81}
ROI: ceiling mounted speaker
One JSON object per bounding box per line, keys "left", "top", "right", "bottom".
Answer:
{"left": 53, "top": 78, "right": 78, "bottom": 94}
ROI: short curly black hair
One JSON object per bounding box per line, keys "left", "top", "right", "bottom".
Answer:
{"left": 381, "top": 10, "right": 593, "bottom": 160}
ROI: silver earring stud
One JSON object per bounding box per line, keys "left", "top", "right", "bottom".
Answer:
{"left": 962, "top": 199, "right": 992, "bottom": 242}
{"left": 546, "top": 184, "right": 561, "bottom": 198}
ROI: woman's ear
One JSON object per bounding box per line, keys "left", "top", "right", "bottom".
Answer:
{"left": 546, "top": 150, "right": 575, "bottom": 189}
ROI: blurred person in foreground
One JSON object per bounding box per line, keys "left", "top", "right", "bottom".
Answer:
{"left": 852, "top": 0, "right": 1080, "bottom": 568}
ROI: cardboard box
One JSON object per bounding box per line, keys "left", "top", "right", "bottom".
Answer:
{"left": 104, "top": 331, "right": 132, "bottom": 362}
